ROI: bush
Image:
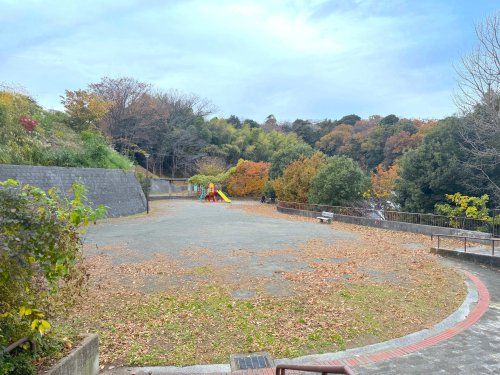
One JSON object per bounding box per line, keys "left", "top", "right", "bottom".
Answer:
{"left": 262, "top": 181, "right": 276, "bottom": 199}
{"left": 188, "top": 165, "right": 237, "bottom": 188}
{"left": 0, "top": 90, "right": 132, "bottom": 170}
{"left": 135, "top": 171, "right": 152, "bottom": 196}
{"left": 0, "top": 351, "right": 36, "bottom": 375}
{"left": 0, "top": 179, "right": 106, "bottom": 373}
{"left": 308, "top": 156, "right": 370, "bottom": 206}
{"left": 435, "top": 193, "right": 492, "bottom": 222}
{"left": 269, "top": 143, "right": 313, "bottom": 179}
{"left": 227, "top": 159, "right": 270, "bottom": 196}
{"left": 272, "top": 152, "right": 326, "bottom": 203}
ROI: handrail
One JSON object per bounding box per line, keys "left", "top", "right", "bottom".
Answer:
{"left": 432, "top": 234, "right": 498, "bottom": 256}
{"left": 3, "top": 337, "right": 35, "bottom": 354}
{"left": 431, "top": 234, "right": 499, "bottom": 241}
{"left": 277, "top": 201, "right": 499, "bottom": 237}
{"left": 276, "top": 364, "right": 355, "bottom": 375}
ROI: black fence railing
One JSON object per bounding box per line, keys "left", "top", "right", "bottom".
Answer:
{"left": 277, "top": 201, "right": 499, "bottom": 236}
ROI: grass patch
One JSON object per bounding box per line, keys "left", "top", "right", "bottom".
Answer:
{"left": 63, "top": 271, "right": 464, "bottom": 366}
{"left": 65, "top": 209, "right": 467, "bottom": 367}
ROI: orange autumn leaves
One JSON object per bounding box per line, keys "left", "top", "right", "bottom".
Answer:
{"left": 227, "top": 159, "right": 270, "bottom": 196}
{"left": 270, "top": 153, "right": 399, "bottom": 203}
{"left": 370, "top": 164, "right": 398, "bottom": 199}
{"left": 272, "top": 152, "right": 327, "bottom": 203}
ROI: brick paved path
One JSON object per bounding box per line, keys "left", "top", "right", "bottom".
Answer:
{"left": 356, "top": 259, "right": 499, "bottom": 374}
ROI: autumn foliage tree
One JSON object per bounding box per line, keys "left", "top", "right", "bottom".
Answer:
{"left": 273, "top": 152, "right": 327, "bottom": 202}
{"left": 370, "top": 164, "right": 398, "bottom": 199}
{"left": 316, "top": 124, "right": 355, "bottom": 156}
{"left": 61, "top": 89, "right": 111, "bottom": 131}
{"left": 227, "top": 159, "right": 269, "bottom": 196}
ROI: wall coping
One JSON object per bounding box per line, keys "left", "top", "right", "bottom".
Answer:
{"left": 44, "top": 334, "right": 99, "bottom": 375}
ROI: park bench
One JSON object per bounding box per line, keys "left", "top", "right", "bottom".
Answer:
{"left": 317, "top": 211, "right": 334, "bottom": 223}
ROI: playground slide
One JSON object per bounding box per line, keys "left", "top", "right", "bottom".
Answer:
{"left": 217, "top": 190, "right": 231, "bottom": 203}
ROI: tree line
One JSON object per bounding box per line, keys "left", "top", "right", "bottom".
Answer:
{"left": 1, "top": 12, "right": 498, "bottom": 213}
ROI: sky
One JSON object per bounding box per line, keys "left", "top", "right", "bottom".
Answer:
{"left": 0, "top": 0, "right": 498, "bottom": 122}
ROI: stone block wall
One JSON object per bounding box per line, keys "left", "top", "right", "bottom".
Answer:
{"left": 0, "top": 164, "right": 146, "bottom": 217}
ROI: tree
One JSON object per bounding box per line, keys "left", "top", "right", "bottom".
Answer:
{"left": 380, "top": 114, "right": 399, "bottom": 126}
{"left": 164, "top": 128, "right": 206, "bottom": 177}
{"left": 61, "top": 90, "right": 111, "bottom": 131}
{"left": 226, "top": 160, "right": 270, "bottom": 196}
{"left": 317, "top": 118, "right": 337, "bottom": 135}
{"left": 360, "top": 123, "right": 393, "bottom": 169}
{"left": 195, "top": 156, "right": 227, "bottom": 176}
{"left": 269, "top": 142, "right": 314, "bottom": 179}
{"left": 226, "top": 115, "right": 241, "bottom": 128}
{"left": 308, "top": 156, "right": 370, "bottom": 206}
{"left": 370, "top": 164, "right": 398, "bottom": 199}
{"left": 316, "top": 124, "right": 354, "bottom": 156}
{"left": 382, "top": 131, "right": 420, "bottom": 167}
{"left": 89, "top": 77, "right": 151, "bottom": 140}
{"left": 455, "top": 12, "right": 500, "bottom": 204}
{"left": 291, "top": 119, "right": 321, "bottom": 146}
{"left": 435, "top": 193, "right": 491, "bottom": 221}
{"left": 243, "top": 119, "right": 260, "bottom": 128}
{"left": 338, "top": 114, "right": 361, "bottom": 126}
{"left": 395, "top": 117, "right": 480, "bottom": 212}
{"left": 273, "top": 152, "right": 327, "bottom": 202}
{"left": 262, "top": 114, "right": 280, "bottom": 132}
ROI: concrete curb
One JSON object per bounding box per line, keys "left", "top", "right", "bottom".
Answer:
{"left": 102, "top": 270, "right": 490, "bottom": 374}
{"left": 45, "top": 334, "right": 99, "bottom": 375}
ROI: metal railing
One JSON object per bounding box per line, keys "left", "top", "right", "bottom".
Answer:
{"left": 3, "top": 337, "right": 35, "bottom": 354}
{"left": 432, "top": 234, "right": 499, "bottom": 256}
{"left": 276, "top": 364, "right": 354, "bottom": 375}
{"left": 277, "top": 201, "right": 499, "bottom": 236}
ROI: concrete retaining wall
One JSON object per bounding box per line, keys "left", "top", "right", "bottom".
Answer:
{"left": 149, "top": 195, "right": 197, "bottom": 201}
{"left": 150, "top": 179, "right": 190, "bottom": 194}
{"left": 277, "top": 206, "right": 492, "bottom": 239}
{"left": 46, "top": 334, "right": 99, "bottom": 375}
{"left": 430, "top": 248, "right": 499, "bottom": 267}
{"left": 0, "top": 164, "right": 146, "bottom": 217}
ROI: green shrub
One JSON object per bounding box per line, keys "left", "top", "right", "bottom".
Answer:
{"left": 262, "top": 180, "right": 276, "bottom": 199}
{"left": 269, "top": 143, "right": 313, "bottom": 179}
{"left": 0, "top": 90, "right": 132, "bottom": 170}
{"left": 188, "top": 164, "right": 237, "bottom": 188}
{"left": 135, "top": 172, "right": 151, "bottom": 196}
{"left": 0, "top": 352, "right": 36, "bottom": 375}
{"left": 308, "top": 156, "right": 370, "bottom": 206}
{"left": 0, "top": 179, "right": 106, "bottom": 373}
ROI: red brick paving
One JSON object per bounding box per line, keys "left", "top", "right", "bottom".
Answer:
{"left": 209, "top": 270, "right": 490, "bottom": 374}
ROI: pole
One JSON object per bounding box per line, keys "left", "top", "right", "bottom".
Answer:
{"left": 146, "top": 155, "right": 150, "bottom": 214}
{"left": 493, "top": 208, "right": 498, "bottom": 238}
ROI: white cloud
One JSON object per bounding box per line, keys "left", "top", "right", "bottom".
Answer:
{"left": 0, "top": 0, "right": 493, "bottom": 120}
